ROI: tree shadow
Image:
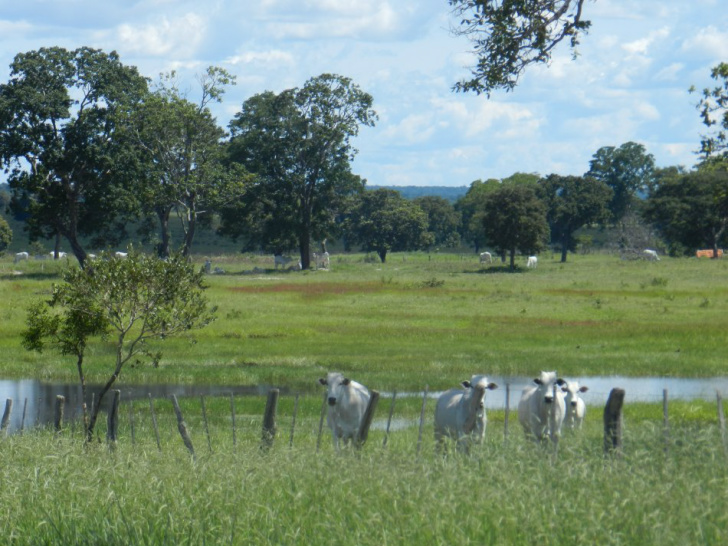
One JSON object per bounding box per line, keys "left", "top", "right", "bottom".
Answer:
{"left": 463, "top": 264, "right": 527, "bottom": 275}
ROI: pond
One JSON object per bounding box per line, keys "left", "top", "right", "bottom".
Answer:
{"left": 1, "top": 376, "right": 727, "bottom": 434}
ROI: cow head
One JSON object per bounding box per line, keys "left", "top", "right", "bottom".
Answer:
{"left": 319, "top": 372, "right": 351, "bottom": 406}
{"left": 562, "top": 380, "right": 588, "bottom": 408}
{"left": 533, "top": 371, "right": 566, "bottom": 404}
{"left": 462, "top": 375, "right": 498, "bottom": 409}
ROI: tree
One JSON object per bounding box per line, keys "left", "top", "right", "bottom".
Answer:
{"left": 344, "top": 188, "right": 433, "bottom": 262}
{"left": 449, "top": 0, "right": 591, "bottom": 95}
{"left": 642, "top": 168, "right": 728, "bottom": 257}
{"left": 413, "top": 195, "right": 461, "bottom": 248}
{"left": 120, "top": 68, "right": 249, "bottom": 258}
{"left": 536, "top": 174, "right": 612, "bottom": 262}
{"left": 585, "top": 142, "right": 656, "bottom": 224}
{"left": 0, "top": 47, "right": 149, "bottom": 267}
{"left": 693, "top": 62, "right": 728, "bottom": 162}
{"left": 481, "top": 184, "right": 549, "bottom": 268}
{"left": 455, "top": 178, "right": 503, "bottom": 252}
{"left": 0, "top": 214, "right": 11, "bottom": 254}
{"left": 22, "top": 249, "right": 216, "bottom": 441}
{"left": 223, "top": 74, "right": 376, "bottom": 268}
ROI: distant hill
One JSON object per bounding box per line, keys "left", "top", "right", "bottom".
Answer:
{"left": 367, "top": 185, "right": 468, "bottom": 203}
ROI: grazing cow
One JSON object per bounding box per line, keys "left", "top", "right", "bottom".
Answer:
{"left": 274, "top": 254, "right": 294, "bottom": 269}
{"left": 518, "top": 371, "right": 566, "bottom": 442}
{"left": 314, "top": 251, "right": 330, "bottom": 270}
{"left": 49, "top": 251, "right": 67, "bottom": 259}
{"left": 318, "top": 372, "right": 371, "bottom": 449}
{"left": 643, "top": 249, "right": 660, "bottom": 261}
{"left": 114, "top": 251, "right": 128, "bottom": 259}
{"left": 434, "top": 375, "right": 498, "bottom": 454}
{"left": 526, "top": 256, "right": 538, "bottom": 268}
{"left": 14, "top": 251, "right": 29, "bottom": 263}
{"left": 562, "top": 380, "right": 588, "bottom": 430}
{"left": 479, "top": 251, "right": 492, "bottom": 264}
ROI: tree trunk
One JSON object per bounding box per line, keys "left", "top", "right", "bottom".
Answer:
{"left": 561, "top": 234, "right": 569, "bottom": 263}
{"left": 182, "top": 211, "right": 196, "bottom": 258}
{"left": 378, "top": 249, "right": 387, "bottom": 263}
{"left": 156, "top": 207, "right": 172, "bottom": 258}
{"left": 299, "top": 234, "right": 311, "bottom": 270}
{"left": 509, "top": 249, "right": 516, "bottom": 269}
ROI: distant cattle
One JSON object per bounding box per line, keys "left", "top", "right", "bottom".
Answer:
{"left": 527, "top": 256, "right": 538, "bottom": 268}
{"left": 14, "top": 252, "right": 29, "bottom": 263}
{"left": 434, "top": 375, "right": 498, "bottom": 454}
{"left": 49, "top": 251, "right": 67, "bottom": 259}
{"left": 562, "top": 380, "right": 588, "bottom": 430}
{"left": 314, "top": 251, "right": 330, "bottom": 270}
{"left": 643, "top": 249, "right": 659, "bottom": 261}
{"left": 696, "top": 249, "right": 723, "bottom": 258}
{"left": 274, "top": 254, "right": 294, "bottom": 269}
{"left": 114, "top": 251, "right": 128, "bottom": 259}
{"left": 518, "top": 371, "right": 566, "bottom": 443}
{"left": 479, "top": 251, "right": 492, "bottom": 264}
{"left": 318, "top": 372, "right": 371, "bottom": 449}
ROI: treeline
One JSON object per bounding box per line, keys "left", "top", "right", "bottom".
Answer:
{"left": 1, "top": 48, "right": 727, "bottom": 266}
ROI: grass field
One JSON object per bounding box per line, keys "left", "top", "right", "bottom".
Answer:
{"left": 1, "top": 251, "right": 728, "bottom": 545}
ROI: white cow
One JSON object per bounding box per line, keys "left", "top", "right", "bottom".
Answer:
{"left": 318, "top": 372, "right": 371, "bottom": 449}
{"left": 562, "top": 380, "right": 588, "bottom": 430}
{"left": 14, "top": 251, "right": 29, "bottom": 263}
{"left": 434, "top": 375, "right": 498, "bottom": 454}
{"left": 314, "top": 251, "right": 330, "bottom": 270}
{"left": 274, "top": 254, "right": 294, "bottom": 269}
{"left": 114, "top": 251, "right": 128, "bottom": 259}
{"left": 527, "top": 256, "right": 538, "bottom": 268}
{"left": 518, "top": 371, "right": 566, "bottom": 443}
{"left": 479, "top": 251, "right": 492, "bottom": 264}
{"left": 643, "top": 249, "right": 660, "bottom": 261}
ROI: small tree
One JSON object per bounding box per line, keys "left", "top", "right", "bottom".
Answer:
{"left": 22, "top": 250, "right": 216, "bottom": 441}
{"left": 0, "top": 215, "right": 11, "bottom": 255}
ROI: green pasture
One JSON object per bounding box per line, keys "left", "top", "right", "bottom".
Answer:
{"left": 1, "top": 251, "right": 726, "bottom": 391}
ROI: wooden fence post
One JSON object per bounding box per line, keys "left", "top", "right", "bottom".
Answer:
{"left": 416, "top": 385, "right": 429, "bottom": 456}
{"left": 717, "top": 391, "right": 726, "bottom": 455}
{"left": 149, "top": 394, "right": 161, "bottom": 452}
{"left": 383, "top": 391, "right": 398, "bottom": 448}
{"left": 356, "top": 390, "right": 380, "bottom": 448}
{"left": 604, "top": 388, "right": 625, "bottom": 456}
{"left": 550, "top": 383, "right": 559, "bottom": 459}
{"left": 171, "top": 395, "right": 195, "bottom": 460}
{"left": 54, "top": 395, "right": 65, "bottom": 433}
{"left": 1, "top": 399, "right": 12, "bottom": 435}
{"left": 261, "top": 389, "right": 279, "bottom": 451}
{"left": 316, "top": 391, "right": 327, "bottom": 453}
{"left": 106, "top": 390, "right": 121, "bottom": 447}
{"left": 504, "top": 384, "right": 510, "bottom": 441}
{"left": 663, "top": 389, "right": 669, "bottom": 455}
{"left": 20, "top": 398, "right": 28, "bottom": 434}
{"left": 289, "top": 393, "right": 300, "bottom": 448}
{"left": 129, "top": 400, "right": 135, "bottom": 446}
{"left": 200, "top": 396, "right": 212, "bottom": 453}
{"left": 230, "top": 393, "right": 237, "bottom": 448}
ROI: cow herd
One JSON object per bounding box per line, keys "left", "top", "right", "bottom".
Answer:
{"left": 319, "top": 371, "right": 588, "bottom": 452}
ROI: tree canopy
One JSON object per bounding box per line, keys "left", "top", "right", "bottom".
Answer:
{"left": 22, "top": 250, "right": 216, "bottom": 440}
{"left": 344, "top": 188, "right": 433, "bottom": 262}
{"left": 449, "top": 0, "right": 591, "bottom": 95}
{"left": 0, "top": 47, "right": 149, "bottom": 267}
{"left": 413, "top": 195, "right": 461, "bottom": 248}
{"left": 223, "top": 74, "right": 376, "bottom": 268}
{"left": 694, "top": 62, "right": 728, "bottom": 162}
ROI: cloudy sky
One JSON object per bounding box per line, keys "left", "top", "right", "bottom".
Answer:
{"left": 1, "top": 0, "right": 726, "bottom": 187}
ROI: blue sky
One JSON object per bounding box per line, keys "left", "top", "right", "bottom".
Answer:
{"left": 1, "top": 0, "right": 726, "bottom": 187}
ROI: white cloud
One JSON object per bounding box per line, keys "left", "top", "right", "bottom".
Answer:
{"left": 224, "top": 50, "right": 294, "bottom": 67}
{"left": 681, "top": 25, "right": 728, "bottom": 58}
{"left": 116, "top": 13, "right": 206, "bottom": 58}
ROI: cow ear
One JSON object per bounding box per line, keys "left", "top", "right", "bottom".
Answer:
{"left": 579, "top": 386, "right": 589, "bottom": 393}
{"left": 487, "top": 382, "right": 498, "bottom": 390}
{"left": 342, "top": 378, "right": 351, "bottom": 386}
{"left": 461, "top": 380, "right": 472, "bottom": 389}
{"left": 533, "top": 378, "right": 542, "bottom": 385}
{"left": 556, "top": 378, "right": 566, "bottom": 386}
{"left": 318, "top": 378, "right": 327, "bottom": 386}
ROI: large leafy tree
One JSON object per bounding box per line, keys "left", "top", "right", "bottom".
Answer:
{"left": 223, "top": 74, "right": 376, "bottom": 268}
{"left": 0, "top": 47, "right": 148, "bottom": 267}
{"left": 694, "top": 62, "right": 728, "bottom": 162}
{"left": 121, "top": 68, "right": 249, "bottom": 258}
{"left": 643, "top": 168, "right": 728, "bottom": 256}
{"left": 413, "top": 195, "right": 461, "bottom": 248}
{"left": 455, "top": 178, "right": 502, "bottom": 252}
{"left": 449, "top": 0, "right": 591, "bottom": 95}
{"left": 585, "top": 141, "right": 656, "bottom": 224}
{"left": 537, "top": 174, "right": 612, "bottom": 262}
{"left": 0, "top": 214, "right": 11, "bottom": 254}
{"left": 481, "top": 184, "right": 549, "bottom": 268}
{"left": 344, "top": 188, "right": 433, "bottom": 263}
{"left": 22, "top": 249, "right": 216, "bottom": 441}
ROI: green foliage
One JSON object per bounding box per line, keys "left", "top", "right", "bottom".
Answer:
{"left": 449, "top": 0, "right": 591, "bottom": 95}
{"left": 344, "top": 188, "right": 434, "bottom": 262}
{"left": 0, "top": 214, "right": 11, "bottom": 254}
{"left": 21, "top": 249, "right": 216, "bottom": 437}
{"left": 412, "top": 195, "right": 461, "bottom": 248}
{"left": 694, "top": 62, "right": 728, "bottom": 161}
